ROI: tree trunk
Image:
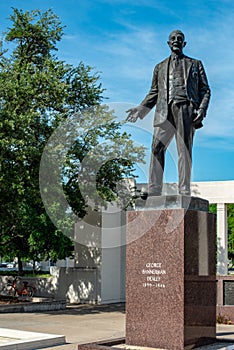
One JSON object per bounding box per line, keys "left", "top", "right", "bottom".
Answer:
{"left": 33, "top": 260, "right": 36, "bottom": 275}
{"left": 17, "top": 256, "right": 23, "bottom": 275}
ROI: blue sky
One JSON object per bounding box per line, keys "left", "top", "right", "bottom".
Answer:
{"left": 0, "top": 0, "right": 234, "bottom": 184}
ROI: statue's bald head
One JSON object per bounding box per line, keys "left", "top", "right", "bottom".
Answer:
{"left": 167, "top": 30, "right": 186, "bottom": 54}
{"left": 168, "top": 30, "right": 185, "bottom": 41}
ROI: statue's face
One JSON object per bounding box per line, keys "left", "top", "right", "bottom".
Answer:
{"left": 167, "top": 31, "right": 186, "bottom": 54}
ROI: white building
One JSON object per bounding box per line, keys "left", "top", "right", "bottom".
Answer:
{"left": 72, "top": 180, "right": 234, "bottom": 303}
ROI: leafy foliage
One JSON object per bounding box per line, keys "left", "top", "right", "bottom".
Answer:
{"left": 227, "top": 204, "right": 234, "bottom": 262}
{"left": 209, "top": 204, "right": 234, "bottom": 264}
{"left": 0, "top": 8, "right": 145, "bottom": 270}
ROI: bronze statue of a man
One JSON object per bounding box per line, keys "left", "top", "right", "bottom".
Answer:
{"left": 126, "top": 30, "right": 210, "bottom": 196}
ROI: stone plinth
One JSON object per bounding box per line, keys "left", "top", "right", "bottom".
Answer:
{"left": 126, "top": 199, "right": 216, "bottom": 350}
{"left": 135, "top": 195, "right": 209, "bottom": 212}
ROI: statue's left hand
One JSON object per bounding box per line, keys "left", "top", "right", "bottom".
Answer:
{"left": 193, "top": 108, "right": 204, "bottom": 129}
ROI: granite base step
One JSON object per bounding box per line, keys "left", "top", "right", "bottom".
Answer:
{"left": 0, "top": 327, "right": 65, "bottom": 349}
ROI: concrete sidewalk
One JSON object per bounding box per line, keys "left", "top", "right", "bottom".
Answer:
{"left": 0, "top": 303, "right": 234, "bottom": 349}
{"left": 0, "top": 303, "right": 125, "bottom": 350}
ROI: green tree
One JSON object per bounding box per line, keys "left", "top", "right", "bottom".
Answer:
{"left": 0, "top": 8, "right": 74, "bottom": 270}
{"left": 0, "top": 8, "right": 145, "bottom": 271}
{"left": 209, "top": 203, "right": 234, "bottom": 266}
{"left": 227, "top": 204, "right": 234, "bottom": 263}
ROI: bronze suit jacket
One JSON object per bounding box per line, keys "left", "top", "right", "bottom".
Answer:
{"left": 139, "top": 55, "right": 211, "bottom": 127}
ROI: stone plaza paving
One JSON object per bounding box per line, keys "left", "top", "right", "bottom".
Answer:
{"left": 0, "top": 303, "right": 125, "bottom": 350}
{"left": 0, "top": 304, "right": 234, "bottom": 349}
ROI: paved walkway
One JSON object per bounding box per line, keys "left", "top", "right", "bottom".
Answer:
{"left": 0, "top": 303, "right": 125, "bottom": 350}
{"left": 0, "top": 303, "right": 234, "bottom": 349}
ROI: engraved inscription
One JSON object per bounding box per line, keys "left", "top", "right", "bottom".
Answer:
{"left": 142, "top": 262, "right": 166, "bottom": 288}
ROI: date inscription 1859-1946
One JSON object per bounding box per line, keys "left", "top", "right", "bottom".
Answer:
{"left": 142, "top": 262, "right": 166, "bottom": 288}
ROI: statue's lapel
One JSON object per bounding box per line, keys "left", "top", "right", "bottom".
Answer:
{"left": 183, "top": 56, "right": 193, "bottom": 78}
{"left": 162, "top": 57, "right": 170, "bottom": 89}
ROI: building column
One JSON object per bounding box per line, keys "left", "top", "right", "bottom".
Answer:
{"left": 217, "top": 203, "right": 228, "bottom": 275}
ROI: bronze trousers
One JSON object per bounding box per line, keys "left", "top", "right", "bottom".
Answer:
{"left": 149, "top": 101, "right": 195, "bottom": 195}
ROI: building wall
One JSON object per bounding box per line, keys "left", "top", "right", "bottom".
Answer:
{"left": 101, "top": 208, "right": 126, "bottom": 303}
{"left": 0, "top": 268, "right": 98, "bottom": 303}
{"left": 64, "top": 181, "right": 234, "bottom": 303}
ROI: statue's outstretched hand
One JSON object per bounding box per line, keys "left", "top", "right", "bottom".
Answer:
{"left": 126, "top": 107, "right": 140, "bottom": 123}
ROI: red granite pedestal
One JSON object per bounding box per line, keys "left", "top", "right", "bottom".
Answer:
{"left": 78, "top": 196, "right": 217, "bottom": 350}
{"left": 126, "top": 205, "right": 216, "bottom": 350}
